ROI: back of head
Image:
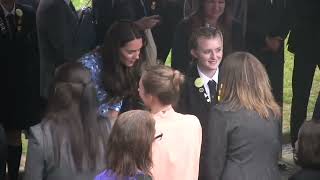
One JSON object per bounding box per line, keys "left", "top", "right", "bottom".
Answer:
{"left": 45, "top": 62, "right": 108, "bottom": 172}
{"left": 106, "top": 110, "right": 155, "bottom": 177}
{"left": 141, "top": 65, "right": 185, "bottom": 106}
{"left": 297, "top": 119, "right": 320, "bottom": 169}
{"left": 219, "top": 52, "right": 280, "bottom": 119}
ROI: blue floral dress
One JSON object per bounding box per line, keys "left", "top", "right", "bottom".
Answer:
{"left": 79, "top": 51, "right": 122, "bottom": 118}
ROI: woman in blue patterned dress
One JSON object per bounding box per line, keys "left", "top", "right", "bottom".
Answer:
{"left": 79, "top": 21, "right": 146, "bottom": 128}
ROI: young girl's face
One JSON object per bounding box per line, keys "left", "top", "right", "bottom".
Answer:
{"left": 119, "top": 38, "right": 143, "bottom": 67}
{"left": 191, "top": 36, "right": 223, "bottom": 73}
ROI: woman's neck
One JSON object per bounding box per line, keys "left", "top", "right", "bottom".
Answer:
{"left": 150, "top": 102, "right": 171, "bottom": 114}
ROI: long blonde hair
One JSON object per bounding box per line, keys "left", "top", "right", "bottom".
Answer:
{"left": 219, "top": 52, "right": 281, "bottom": 119}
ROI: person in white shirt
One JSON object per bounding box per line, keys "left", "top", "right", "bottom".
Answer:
{"left": 175, "top": 26, "right": 223, "bottom": 179}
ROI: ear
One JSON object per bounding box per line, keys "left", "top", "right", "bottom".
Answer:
{"left": 190, "top": 49, "right": 198, "bottom": 59}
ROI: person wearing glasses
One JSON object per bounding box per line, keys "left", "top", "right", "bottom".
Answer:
{"left": 24, "top": 62, "right": 109, "bottom": 180}
{"left": 138, "top": 65, "right": 202, "bottom": 180}
{"left": 172, "top": 0, "right": 244, "bottom": 74}
{"left": 202, "top": 52, "right": 282, "bottom": 180}
{"left": 79, "top": 21, "right": 147, "bottom": 129}
{"left": 95, "top": 110, "right": 155, "bottom": 180}
{"left": 175, "top": 26, "right": 223, "bottom": 179}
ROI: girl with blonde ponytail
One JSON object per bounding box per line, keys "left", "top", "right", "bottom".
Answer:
{"left": 138, "top": 65, "right": 202, "bottom": 180}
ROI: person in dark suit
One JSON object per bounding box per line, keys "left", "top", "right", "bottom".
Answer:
{"left": 37, "top": 0, "right": 85, "bottom": 99}
{"left": 288, "top": 0, "right": 320, "bottom": 148}
{"left": 93, "top": 0, "right": 160, "bottom": 45}
{"left": 24, "top": 63, "right": 109, "bottom": 180}
{"left": 245, "top": 0, "right": 290, "bottom": 107}
{"left": 289, "top": 119, "right": 320, "bottom": 180}
{"left": 148, "top": 0, "right": 184, "bottom": 62}
{"left": 176, "top": 26, "right": 223, "bottom": 179}
{"left": 203, "top": 52, "right": 282, "bottom": 180}
{"left": 0, "top": 0, "right": 38, "bottom": 179}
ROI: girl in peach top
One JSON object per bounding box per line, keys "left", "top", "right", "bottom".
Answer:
{"left": 138, "top": 65, "right": 202, "bottom": 180}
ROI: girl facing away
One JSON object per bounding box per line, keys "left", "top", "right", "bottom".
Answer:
{"left": 95, "top": 110, "right": 155, "bottom": 180}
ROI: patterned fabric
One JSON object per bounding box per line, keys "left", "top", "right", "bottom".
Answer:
{"left": 79, "top": 51, "right": 122, "bottom": 117}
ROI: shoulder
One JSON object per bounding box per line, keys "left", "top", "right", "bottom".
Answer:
{"left": 79, "top": 51, "right": 102, "bottom": 71}
{"left": 176, "top": 112, "right": 202, "bottom": 129}
{"left": 94, "top": 170, "right": 108, "bottom": 180}
{"left": 16, "top": 3, "right": 35, "bottom": 16}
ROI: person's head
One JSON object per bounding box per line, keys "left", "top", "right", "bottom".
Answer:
{"left": 102, "top": 20, "right": 145, "bottom": 68}
{"left": 296, "top": 119, "right": 320, "bottom": 169}
{"left": 195, "top": 0, "right": 231, "bottom": 25}
{"left": 101, "top": 20, "right": 146, "bottom": 99}
{"left": 201, "top": 0, "right": 226, "bottom": 21}
{"left": 106, "top": 110, "right": 155, "bottom": 176}
{"left": 219, "top": 52, "right": 280, "bottom": 118}
{"left": 45, "top": 62, "right": 108, "bottom": 171}
{"left": 138, "top": 65, "right": 185, "bottom": 108}
{"left": 189, "top": 26, "right": 223, "bottom": 77}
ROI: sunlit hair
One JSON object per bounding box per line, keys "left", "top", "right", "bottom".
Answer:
{"left": 296, "top": 119, "right": 320, "bottom": 169}
{"left": 106, "top": 110, "right": 155, "bottom": 176}
{"left": 189, "top": 26, "right": 223, "bottom": 51}
{"left": 100, "top": 20, "right": 146, "bottom": 100}
{"left": 44, "top": 62, "right": 108, "bottom": 171}
{"left": 141, "top": 65, "right": 185, "bottom": 106}
{"left": 219, "top": 52, "right": 281, "bottom": 119}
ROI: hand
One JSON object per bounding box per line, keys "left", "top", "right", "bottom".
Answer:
{"left": 265, "top": 36, "right": 283, "bottom": 53}
{"left": 135, "top": 15, "right": 161, "bottom": 30}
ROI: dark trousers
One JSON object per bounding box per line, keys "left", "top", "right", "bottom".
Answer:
{"left": 255, "top": 51, "right": 284, "bottom": 107}
{"left": 290, "top": 52, "right": 320, "bottom": 147}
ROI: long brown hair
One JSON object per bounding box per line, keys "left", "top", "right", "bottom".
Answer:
{"left": 219, "top": 52, "right": 281, "bottom": 119}
{"left": 106, "top": 110, "right": 155, "bottom": 176}
{"left": 44, "top": 62, "right": 108, "bottom": 171}
{"left": 100, "top": 20, "right": 146, "bottom": 101}
{"left": 141, "top": 65, "right": 185, "bottom": 106}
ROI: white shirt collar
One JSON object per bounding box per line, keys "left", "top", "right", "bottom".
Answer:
{"left": 0, "top": 3, "right": 15, "bottom": 17}
{"left": 197, "top": 65, "right": 219, "bottom": 102}
{"left": 197, "top": 65, "right": 219, "bottom": 85}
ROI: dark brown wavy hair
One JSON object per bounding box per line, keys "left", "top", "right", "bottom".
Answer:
{"left": 100, "top": 20, "right": 146, "bottom": 102}
{"left": 105, "top": 110, "right": 155, "bottom": 177}
{"left": 44, "top": 62, "right": 108, "bottom": 172}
